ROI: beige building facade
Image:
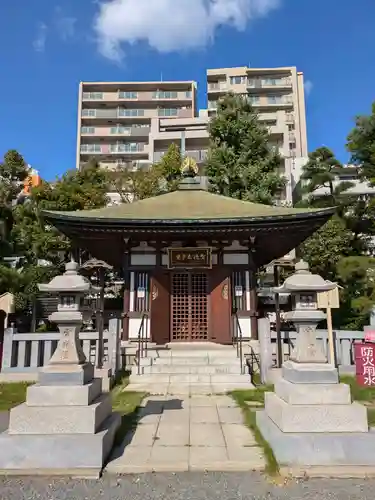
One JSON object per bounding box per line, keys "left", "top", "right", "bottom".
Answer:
{"left": 207, "top": 66, "right": 308, "bottom": 203}
{"left": 77, "top": 80, "right": 197, "bottom": 170}
{"left": 76, "top": 65, "right": 309, "bottom": 205}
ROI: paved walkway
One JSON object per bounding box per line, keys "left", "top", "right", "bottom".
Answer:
{"left": 106, "top": 395, "right": 265, "bottom": 473}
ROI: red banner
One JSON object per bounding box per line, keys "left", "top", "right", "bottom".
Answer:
{"left": 354, "top": 342, "right": 375, "bottom": 386}
{"left": 365, "top": 330, "right": 375, "bottom": 342}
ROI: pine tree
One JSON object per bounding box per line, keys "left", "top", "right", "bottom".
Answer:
{"left": 347, "top": 101, "right": 375, "bottom": 183}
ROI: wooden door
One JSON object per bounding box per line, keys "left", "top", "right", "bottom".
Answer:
{"left": 209, "top": 269, "right": 232, "bottom": 344}
{"left": 150, "top": 272, "right": 170, "bottom": 345}
{"left": 170, "top": 272, "right": 209, "bottom": 342}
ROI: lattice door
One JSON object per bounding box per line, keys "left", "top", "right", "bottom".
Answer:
{"left": 171, "top": 273, "right": 209, "bottom": 341}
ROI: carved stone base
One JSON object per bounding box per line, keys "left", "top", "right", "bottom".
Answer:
{"left": 39, "top": 363, "right": 94, "bottom": 386}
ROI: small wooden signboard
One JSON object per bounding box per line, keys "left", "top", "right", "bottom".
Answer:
{"left": 354, "top": 342, "right": 375, "bottom": 386}
{"left": 168, "top": 247, "right": 212, "bottom": 269}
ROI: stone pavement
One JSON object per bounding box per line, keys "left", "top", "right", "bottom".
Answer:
{"left": 0, "top": 412, "right": 9, "bottom": 433}
{"left": 106, "top": 394, "right": 265, "bottom": 473}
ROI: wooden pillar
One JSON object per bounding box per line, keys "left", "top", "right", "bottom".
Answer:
{"left": 122, "top": 244, "right": 131, "bottom": 341}
{"left": 249, "top": 251, "right": 259, "bottom": 340}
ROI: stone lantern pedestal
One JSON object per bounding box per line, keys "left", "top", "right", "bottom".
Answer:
{"left": 256, "top": 261, "right": 375, "bottom": 475}
{"left": 0, "top": 261, "right": 120, "bottom": 477}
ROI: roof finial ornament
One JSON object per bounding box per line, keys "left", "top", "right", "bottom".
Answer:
{"left": 181, "top": 157, "right": 199, "bottom": 178}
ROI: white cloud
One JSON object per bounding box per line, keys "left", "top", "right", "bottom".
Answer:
{"left": 33, "top": 23, "right": 47, "bottom": 52}
{"left": 304, "top": 80, "right": 313, "bottom": 97}
{"left": 54, "top": 7, "right": 77, "bottom": 41}
{"left": 32, "top": 8, "right": 77, "bottom": 53}
{"left": 93, "top": 0, "right": 281, "bottom": 61}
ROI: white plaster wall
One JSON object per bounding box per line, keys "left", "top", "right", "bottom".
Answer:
{"left": 129, "top": 318, "right": 151, "bottom": 340}
{"left": 131, "top": 254, "right": 156, "bottom": 266}
{"left": 245, "top": 271, "right": 251, "bottom": 311}
{"left": 234, "top": 317, "right": 251, "bottom": 339}
{"left": 223, "top": 253, "right": 248, "bottom": 265}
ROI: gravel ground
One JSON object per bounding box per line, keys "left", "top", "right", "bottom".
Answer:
{"left": 0, "top": 472, "right": 374, "bottom": 499}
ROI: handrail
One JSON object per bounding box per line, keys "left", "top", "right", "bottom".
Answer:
{"left": 137, "top": 312, "right": 148, "bottom": 375}
{"left": 233, "top": 311, "right": 244, "bottom": 375}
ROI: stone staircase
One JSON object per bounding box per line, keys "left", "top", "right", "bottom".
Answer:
{"left": 125, "top": 343, "right": 254, "bottom": 395}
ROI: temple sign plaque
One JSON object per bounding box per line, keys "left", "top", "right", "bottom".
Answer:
{"left": 168, "top": 247, "right": 212, "bottom": 269}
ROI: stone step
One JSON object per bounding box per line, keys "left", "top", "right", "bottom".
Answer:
{"left": 151, "top": 349, "right": 239, "bottom": 358}
{"left": 124, "top": 382, "right": 254, "bottom": 395}
{"left": 151, "top": 356, "right": 240, "bottom": 365}
{"left": 136, "top": 364, "right": 244, "bottom": 375}
{"left": 129, "top": 374, "right": 252, "bottom": 385}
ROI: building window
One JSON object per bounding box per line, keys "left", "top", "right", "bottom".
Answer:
{"left": 119, "top": 91, "right": 138, "bottom": 99}
{"left": 153, "top": 91, "right": 178, "bottom": 99}
{"left": 288, "top": 124, "right": 295, "bottom": 131}
{"left": 81, "top": 126, "right": 95, "bottom": 134}
{"left": 248, "top": 95, "right": 260, "bottom": 105}
{"left": 230, "top": 76, "right": 246, "bottom": 85}
{"left": 111, "top": 143, "right": 144, "bottom": 153}
{"left": 82, "top": 92, "right": 103, "bottom": 100}
{"left": 80, "top": 144, "right": 101, "bottom": 153}
{"left": 289, "top": 142, "right": 296, "bottom": 150}
{"left": 158, "top": 108, "right": 178, "bottom": 117}
{"left": 185, "top": 90, "right": 192, "bottom": 99}
{"left": 110, "top": 126, "right": 131, "bottom": 134}
{"left": 81, "top": 109, "right": 97, "bottom": 117}
{"left": 118, "top": 108, "right": 145, "bottom": 117}
{"left": 267, "top": 95, "right": 283, "bottom": 104}
{"left": 263, "top": 78, "right": 277, "bottom": 86}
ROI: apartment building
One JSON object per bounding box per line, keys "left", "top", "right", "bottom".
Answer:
{"left": 76, "top": 66, "right": 309, "bottom": 206}
{"left": 76, "top": 81, "right": 197, "bottom": 170}
{"left": 207, "top": 66, "right": 308, "bottom": 203}
{"left": 312, "top": 165, "right": 375, "bottom": 199}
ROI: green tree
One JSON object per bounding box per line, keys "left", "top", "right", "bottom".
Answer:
{"left": 347, "top": 101, "right": 375, "bottom": 182}
{"left": 298, "top": 147, "right": 354, "bottom": 209}
{"left": 39, "top": 159, "right": 109, "bottom": 211}
{"left": 11, "top": 159, "right": 109, "bottom": 264}
{"left": 205, "top": 93, "right": 286, "bottom": 204}
{"left": 0, "top": 150, "right": 29, "bottom": 257}
{"left": 299, "top": 216, "right": 354, "bottom": 281}
{"left": 335, "top": 256, "right": 375, "bottom": 330}
{"left": 157, "top": 143, "right": 183, "bottom": 183}
{"left": 109, "top": 144, "right": 184, "bottom": 203}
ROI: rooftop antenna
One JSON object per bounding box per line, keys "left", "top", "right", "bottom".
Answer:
{"left": 160, "top": 72, "right": 163, "bottom": 81}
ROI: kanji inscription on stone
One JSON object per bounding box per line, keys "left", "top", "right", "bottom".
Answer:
{"left": 354, "top": 343, "right": 375, "bottom": 386}
{"left": 60, "top": 328, "right": 71, "bottom": 361}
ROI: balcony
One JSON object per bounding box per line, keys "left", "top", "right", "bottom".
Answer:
{"left": 81, "top": 125, "right": 150, "bottom": 137}
{"left": 247, "top": 78, "right": 292, "bottom": 91}
{"left": 285, "top": 113, "right": 295, "bottom": 123}
{"left": 82, "top": 92, "right": 103, "bottom": 101}
{"left": 80, "top": 143, "right": 148, "bottom": 155}
{"left": 207, "top": 82, "right": 228, "bottom": 93}
{"left": 153, "top": 149, "right": 208, "bottom": 163}
{"left": 152, "top": 90, "right": 192, "bottom": 101}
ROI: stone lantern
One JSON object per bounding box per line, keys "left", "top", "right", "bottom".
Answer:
{"left": 38, "top": 259, "right": 100, "bottom": 385}
{"left": 0, "top": 260, "right": 120, "bottom": 477}
{"left": 256, "top": 259, "right": 375, "bottom": 474}
{"left": 273, "top": 260, "right": 336, "bottom": 369}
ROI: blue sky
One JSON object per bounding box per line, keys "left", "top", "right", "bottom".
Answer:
{"left": 0, "top": 0, "right": 374, "bottom": 180}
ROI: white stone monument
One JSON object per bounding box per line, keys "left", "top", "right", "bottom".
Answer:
{"left": 0, "top": 261, "right": 121, "bottom": 477}
{"left": 256, "top": 260, "right": 375, "bottom": 475}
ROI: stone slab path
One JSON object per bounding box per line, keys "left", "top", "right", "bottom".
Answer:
{"left": 106, "top": 395, "right": 265, "bottom": 473}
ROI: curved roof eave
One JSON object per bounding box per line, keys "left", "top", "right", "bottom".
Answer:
{"left": 41, "top": 207, "right": 335, "bottom": 228}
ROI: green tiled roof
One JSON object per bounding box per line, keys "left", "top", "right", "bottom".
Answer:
{"left": 42, "top": 189, "right": 327, "bottom": 222}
